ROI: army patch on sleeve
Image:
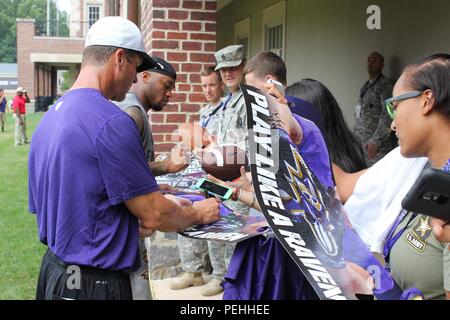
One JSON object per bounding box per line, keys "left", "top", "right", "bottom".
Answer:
{"left": 404, "top": 216, "right": 433, "bottom": 253}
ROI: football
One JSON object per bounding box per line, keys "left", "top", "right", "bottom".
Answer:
{"left": 201, "top": 144, "right": 248, "bottom": 181}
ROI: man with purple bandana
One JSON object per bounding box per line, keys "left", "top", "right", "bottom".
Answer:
{"left": 28, "top": 16, "right": 220, "bottom": 300}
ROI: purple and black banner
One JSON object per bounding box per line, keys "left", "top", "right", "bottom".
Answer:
{"left": 241, "top": 84, "right": 401, "bottom": 300}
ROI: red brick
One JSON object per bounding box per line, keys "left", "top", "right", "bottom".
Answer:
{"left": 171, "top": 93, "right": 187, "bottom": 102}
{"left": 164, "top": 104, "right": 180, "bottom": 112}
{"left": 189, "top": 114, "right": 200, "bottom": 122}
{"left": 182, "top": 0, "right": 202, "bottom": 9}
{"left": 205, "top": 23, "right": 216, "bottom": 32}
{"left": 177, "top": 84, "right": 191, "bottom": 91}
{"left": 181, "top": 104, "right": 201, "bottom": 112}
{"left": 182, "top": 63, "right": 202, "bottom": 73}
{"left": 190, "top": 33, "right": 215, "bottom": 41}
{"left": 152, "top": 10, "right": 165, "bottom": 19}
{"left": 182, "top": 22, "right": 202, "bottom": 31}
{"left": 153, "top": 134, "right": 165, "bottom": 142}
{"left": 153, "top": 40, "right": 179, "bottom": 49}
{"left": 153, "top": 0, "right": 180, "bottom": 8}
{"left": 169, "top": 10, "right": 189, "bottom": 20}
{"left": 190, "top": 74, "right": 201, "bottom": 83}
{"left": 165, "top": 133, "right": 181, "bottom": 143}
{"left": 192, "top": 85, "right": 203, "bottom": 93}
{"left": 189, "top": 93, "right": 207, "bottom": 103}
{"left": 177, "top": 73, "right": 187, "bottom": 83}
{"left": 205, "top": 1, "right": 216, "bottom": 11}
{"left": 17, "top": 20, "right": 85, "bottom": 99}
{"left": 155, "top": 143, "right": 177, "bottom": 153}
{"left": 167, "top": 52, "right": 187, "bottom": 61}
{"left": 152, "top": 31, "right": 165, "bottom": 39}
{"left": 182, "top": 41, "right": 202, "bottom": 51}
{"left": 152, "top": 124, "right": 179, "bottom": 134}
{"left": 170, "top": 63, "right": 180, "bottom": 72}
{"left": 190, "top": 12, "right": 216, "bottom": 21}
{"left": 151, "top": 51, "right": 166, "bottom": 59}
{"left": 203, "top": 42, "right": 216, "bottom": 52}
{"left": 167, "top": 113, "right": 187, "bottom": 123}
{"left": 167, "top": 32, "right": 188, "bottom": 40}
{"left": 150, "top": 114, "right": 165, "bottom": 123}
{"left": 190, "top": 53, "right": 215, "bottom": 63}
{"left": 153, "top": 21, "right": 179, "bottom": 30}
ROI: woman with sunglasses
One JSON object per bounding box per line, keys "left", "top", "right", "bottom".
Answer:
{"left": 344, "top": 53, "right": 450, "bottom": 299}
{"left": 383, "top": 53, "right": 450, "bottom": 300}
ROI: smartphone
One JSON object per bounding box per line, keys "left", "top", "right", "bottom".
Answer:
{"left": 267, "top": 79, "right": 285, "bottom": 94}
{"left": 401, "top": 168, "right": 450, "bottom": 220}
{"left": 194, "top": 178, "right": 233, "bottom": 200}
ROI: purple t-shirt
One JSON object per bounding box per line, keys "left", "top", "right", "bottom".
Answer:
{"left": 28, "top": 88, "right": 159, "bottom": 271}
{"left": 293, "top": 114, "right": 333, "bottom": 187}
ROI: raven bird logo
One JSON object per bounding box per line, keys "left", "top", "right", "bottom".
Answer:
{"left": 284, "top": 145, "right": 338, "bottom": 257}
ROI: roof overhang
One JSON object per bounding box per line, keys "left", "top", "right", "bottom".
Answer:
{"left": 30, "top": 53, "right": 82, "bottom": 64}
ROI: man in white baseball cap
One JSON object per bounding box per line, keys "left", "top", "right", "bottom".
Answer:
{"left": 85, "top": 16, "right": 157, "bottom": 73}
{"left": 29, "top": 16, "right": 220, "bottom": 300}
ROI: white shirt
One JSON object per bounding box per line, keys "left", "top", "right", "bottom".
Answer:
{"left": 344, "top": 147, "right": 428, "bottom": 253}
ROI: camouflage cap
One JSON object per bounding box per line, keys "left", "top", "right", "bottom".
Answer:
{"left": 214, "top": 45, "right": 245, "bottom": 71}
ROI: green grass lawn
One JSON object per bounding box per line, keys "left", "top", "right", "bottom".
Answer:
{"left": 0, "top": 112, "right": 46, "bottom": 299}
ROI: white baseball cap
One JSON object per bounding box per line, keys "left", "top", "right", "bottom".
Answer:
{"left": 16, "top": 87, "right": 25, "bottom": 92}
{"left": 85, "top": 16, "right": 156, "bottom": 72}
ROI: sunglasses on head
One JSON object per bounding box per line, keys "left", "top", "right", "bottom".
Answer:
{"left": 385, "top": 91, "right": 423, "bottom": 119}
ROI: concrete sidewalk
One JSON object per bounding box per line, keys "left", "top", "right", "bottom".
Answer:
{"left": 150, "top": 275, "right": 223, "bottom": 300}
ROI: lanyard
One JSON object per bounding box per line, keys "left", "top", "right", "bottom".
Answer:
{"left": 383, "top": 160, "right": 450, "bottom": 268}
{"left": 383, "top": 210, "right": 418, "bottom": 268}
{"left": 201, "top": 94, "right": 232, "bottom": 128}
{"left": 443, "top": 159, "right": 450, "bottom": 172}
{"left": 360, "top": 74, "right": 383, "bottom": 100}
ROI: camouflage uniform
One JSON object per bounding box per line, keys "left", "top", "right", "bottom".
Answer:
{"left": 212, "top": 44, "right": 250, "bottom": 230}
{"left": 199, "top": 100, "right": 224, "bottom": 136}
{"left": 178, "top": 45, "right": 250, "bottom": 280}
{"left": 354, "top": 74, "right": 397, "bottom": 166}
{"left": 178, "top": 92, "right": 249, "bottom": 279}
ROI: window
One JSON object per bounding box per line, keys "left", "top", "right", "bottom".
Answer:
{"left": 266, "top": 24, "right": 283, "bottom": 57}
{"left": 235, "top": 17, "right": 251, "bottom": 60}
{"left": 262, "top": 1, "right": 286, "bottom": 59}
{"left": 88, "top": 5, "right": 101, "bottom": 28}
{"left": 238, "top": 37, "right": 249, "bottom": 59}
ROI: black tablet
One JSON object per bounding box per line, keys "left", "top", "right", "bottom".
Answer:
{"left": 401, "top": 167, "right": 450, "bottom": 220}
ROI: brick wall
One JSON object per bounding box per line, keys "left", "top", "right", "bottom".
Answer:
{"left": 141, "top": 0, "right": 217, "bottom": 156}
{"left": 140, "top": 0, "right": 217, "bottom": 280}
{"left": 16, "top": 19, "right": 84, "bottom": 99}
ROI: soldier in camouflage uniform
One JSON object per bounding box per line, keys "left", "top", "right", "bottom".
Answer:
{"left": 354, "top": 52, "right": 397, "bottom": 166}
{"left": 171, "top": 45, "right": 250, "bottom": 297}
{"left": 199, "top": 66, "right": 225, "bottom": 134}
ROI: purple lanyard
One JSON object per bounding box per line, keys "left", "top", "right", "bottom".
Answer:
{"left": 383, "top": 159, "right": 450, "bottom": 268}
{"left": 383, "top": 209, "right": 418, "bottom": 268}
{"left": 443, "top": 159, "right": 450, "bottom": 172}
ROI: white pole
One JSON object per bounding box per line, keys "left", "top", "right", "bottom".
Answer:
{"left": 56, "top": 0, "right": 59, "bottom": 36}
{"left": 46, "top": 0, "right": 50, "bottom": 36}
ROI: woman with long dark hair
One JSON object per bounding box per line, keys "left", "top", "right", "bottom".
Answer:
{"left": 286, "top": 79, "right": 367, "bottom": 173}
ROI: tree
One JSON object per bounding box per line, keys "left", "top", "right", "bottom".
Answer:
{"left": 0, "top": 0, "right": 69, "bottom": 63}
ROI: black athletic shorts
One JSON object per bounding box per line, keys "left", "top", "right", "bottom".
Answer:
{"left": 36, "top": 249, "right": 132, "bottom": 300}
